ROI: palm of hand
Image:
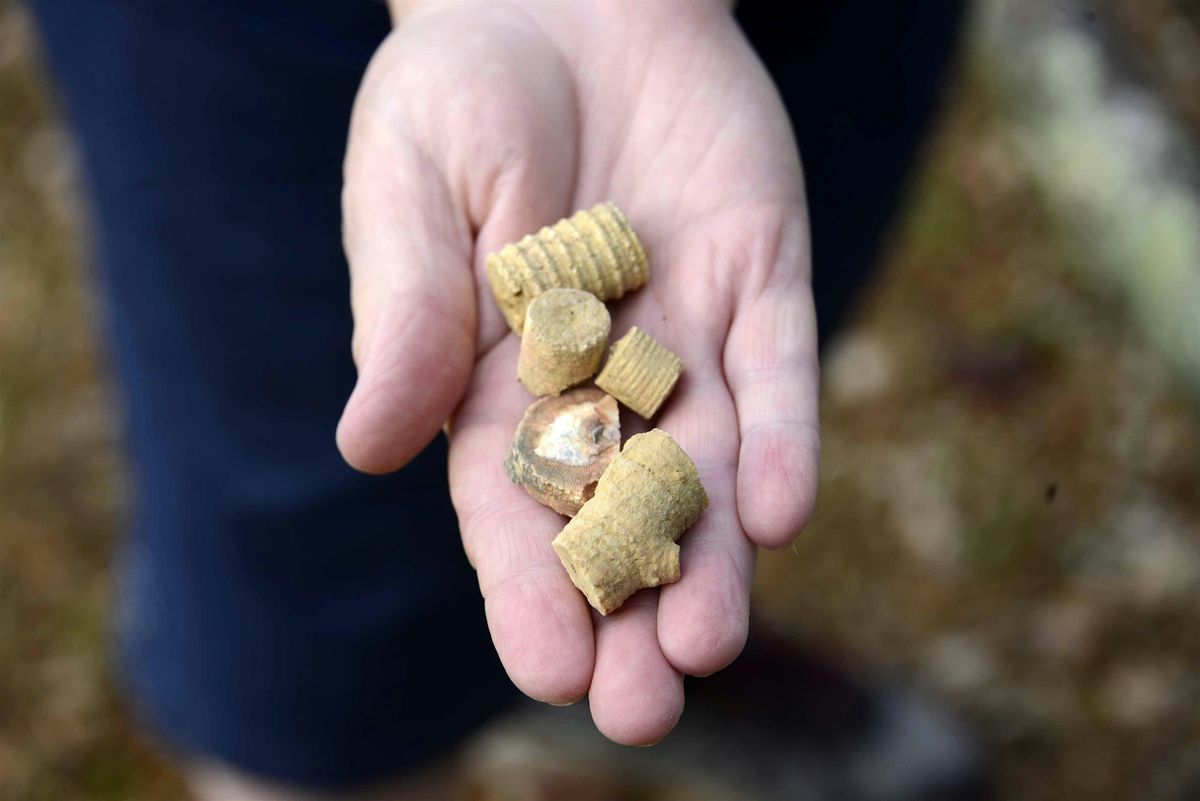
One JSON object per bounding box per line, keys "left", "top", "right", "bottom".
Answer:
{"left": 338, "top": 1, "right": 818, "bottom": 745}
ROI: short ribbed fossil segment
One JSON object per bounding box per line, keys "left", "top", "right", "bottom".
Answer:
{"left": 486, "top": 202, "right": 649, "bottom": 334}
{"left": 552, "top": 429, "right": 708, "bottom": 615}
{"left": 505, "top": 389, "right": 621, "bottom": 517}
{"left": 594, "top": 326, "right": 683, "bottom": 419}
{"left": 517, "top": 289, "right": 611, "bottom": 396}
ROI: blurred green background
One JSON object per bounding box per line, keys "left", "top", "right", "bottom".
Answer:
{"left": 2, "top": 1, "right": 1199, "bottom": 799}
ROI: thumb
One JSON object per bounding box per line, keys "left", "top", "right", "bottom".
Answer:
{"left": 336, "top": 5, "right": 578, "bottom": 475}
{"left": 335, "top": 132, "right": 476, "bottom": 474}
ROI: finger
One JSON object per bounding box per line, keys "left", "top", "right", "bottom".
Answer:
{"left": 400, "top": 5, "right": 579, "bottom": 354}
{"left": 464, "top": 116, "right": 577, "bottom": 355}
{"left": 337, "top": 6, "right": 578, "bottom": 473}
{"left": 448, "top": 338, "right": 595, "bottom": 705}
{"left": 724, "top": 267, "right": 820, "bottom": 549}
{"left": 421, "top": 7, "right": 581, "bottom": 701}
{"left": 336, "top": 133, "right": 476, "bottom": 475}
{"left": 589, "top": 592, "right": 685, "bottom": 746}
{"left": 655, "top": 360, "right": 755, "bottom": 677}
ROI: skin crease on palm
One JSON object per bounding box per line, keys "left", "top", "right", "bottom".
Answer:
{"left": 335, "top": 0, "right": 820, "bottom": 747}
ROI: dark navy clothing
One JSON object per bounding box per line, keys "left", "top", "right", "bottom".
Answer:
{"left": 29, "top": 0, "right": 514, "bottom": 787}
{"left": 30, "top": 0, "right": 963, "bottom": 789}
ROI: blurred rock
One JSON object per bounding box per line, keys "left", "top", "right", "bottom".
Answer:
{"left": 1099, "top": 661, "right": 1187, "bottom": 729}
{"left": 875, "top": 444, "right": 963, "bottom": 573}
{"left": 1144, "top": 406, "right": 1199, "bottom": 478}
{"left": 0, "top": 3, "right": 34, "bottom": 71}
{"left": 1075, "top": 499, "right": 1200, "bottom": 607}
{"left": 824, "top": 331, "right": 895, "bottom": 407}
{"left": 20, "top": 123, "right": 84, "bottom": 230}
{"left": 0, "top": 260, "right": 43, "bottom": 343}
{"left": 1109, "top": 0, "right": 1200, "bottom": 139}
{"left": 1031, "top": 597, "right": 1099, "bottom": 665}
{"left": 32, "top": 653, "right": 101, "bottom": 753}
{"left": 924, "top": 633, "right": 995, "bottom": 695}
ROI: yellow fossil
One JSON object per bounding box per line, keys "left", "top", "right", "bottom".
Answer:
{"left": 594, "top": 326, "right": 683, "bottom": 419}
{"left": 552, "top": 429, "right": 708, "bottom": 614}
{"left": 486, "top": 202, "right": 648, "bottom": 334}
{"left": 517, "top": 289, "right": 611, "bottom": 396}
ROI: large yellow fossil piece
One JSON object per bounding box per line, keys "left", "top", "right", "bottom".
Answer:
{"left": 552, "top": 429, "right": 708, "bottom": 615}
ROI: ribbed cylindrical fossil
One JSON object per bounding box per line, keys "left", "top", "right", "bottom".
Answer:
{"left": 485, "top": 202, "right": 649, "bottom": 334}
{"left": 505, "top": 388, "right": 621, "bottom": 517}
{"left": 594, "top": 326, "right": 683, "bottom": 419}
{"left": 552, "top": 429, "right": 708, "bottom": 615}
{"left": 517, "top": 289, "right": 611, "bottom": 396}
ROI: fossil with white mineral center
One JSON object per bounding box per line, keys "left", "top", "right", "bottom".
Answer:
{"left": 505, "top": 388, "right": 621, "bottom": 516}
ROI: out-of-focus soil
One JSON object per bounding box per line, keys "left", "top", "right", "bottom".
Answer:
{"left": 0, "top": 5, "right": 189, "bottom": 800}
{"left": 757, "top": 54, "right": 1200, "bottom": 801}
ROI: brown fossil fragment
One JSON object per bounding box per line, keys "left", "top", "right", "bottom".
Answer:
{"left": 485, "top": 202, "right": 649, "bottom": 334}
{"left": 505, "top": 388, "right": 621, "bottom": 517}
{"left": 594, "top": 326, "right": 683, "bottom": 419}
{"left": 517, "top": 289, "right": 611, "bottom": 396}
{"left": 552, "top": 429, "right": 708, "bottom": 615}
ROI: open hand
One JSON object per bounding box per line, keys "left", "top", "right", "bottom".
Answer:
{"left": 336, "top": 0, "right": 818, "bottom": 745}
